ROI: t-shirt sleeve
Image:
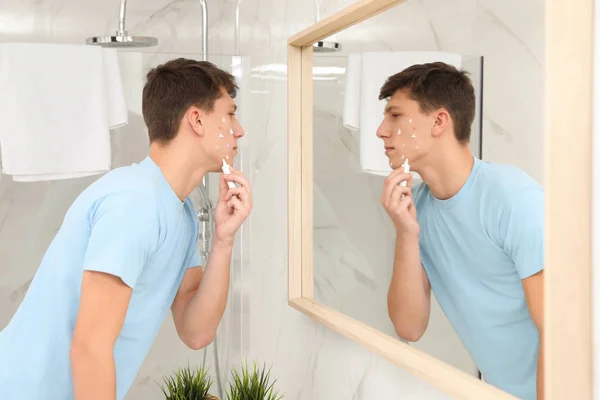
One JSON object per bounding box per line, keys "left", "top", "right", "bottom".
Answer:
{"left": 501, "top": 186, "right": 545, "bottom": 279}
{"left": 188, "top": 248, "right": 202, "bottom": 269}
{"left": 83, "top": 191, "right": 159, "bottom": 289}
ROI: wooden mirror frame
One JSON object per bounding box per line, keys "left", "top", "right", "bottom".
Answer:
{"left": 287, "top": 0, "right": 593, "bottom": 398}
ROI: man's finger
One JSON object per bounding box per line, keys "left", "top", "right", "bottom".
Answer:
{"left": 397, "top": 195, "right": 413, "bottom": 214}
{"left": 218, "top": 174, "right": 229, "bottom": 201}
{"left": 228, "top": 197, "right": 247, "bottom": 217}
{"left": 226, "top": 169, "right": 251, "bottom": 189}
{"left": 390, "top": 185, "right": 410, "bottom": 207}
{"left": 225, "top": 187, "right": 244, "bottom": 202}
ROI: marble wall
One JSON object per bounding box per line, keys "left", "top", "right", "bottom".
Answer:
{"left": 0, "top": 0, "right": 544, "bottom": 399}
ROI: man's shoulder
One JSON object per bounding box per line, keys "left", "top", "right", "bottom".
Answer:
{"left": 72, "top": 163, "right": 162, "bottom": 223}
{"left": 94, "top": 162, "right": 157, "bottom": 192}
{"left": 476, "top": 162, "right": 543, "bottom": 203}
{"left": 84, "top": 161, "right": 161, "bottom": 202}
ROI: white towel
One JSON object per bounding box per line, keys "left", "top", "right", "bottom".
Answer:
{"left": 343, "top": 52, "right": 462, "bottom": 176}
{"left": 118, "top": 51, "right": 144, "bottom": 116}
{"left": 0, "top": 43, "right": 128, "bottom": 182}
{"left": 342, "top": 53, "right": 361, "bottom": 131}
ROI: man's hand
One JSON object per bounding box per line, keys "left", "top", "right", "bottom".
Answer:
{"left": 214, "top": 167, "right": 252, "bottom": 245}
{"left": 381, "top": 169, "right": 419, "bottom": 235}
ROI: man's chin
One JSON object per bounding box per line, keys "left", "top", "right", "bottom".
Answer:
{"left": 210, "top": 156, "right": 236, "bottom": 173}
{"left": 389, "top": 158, "right": 404, "bottom": 170}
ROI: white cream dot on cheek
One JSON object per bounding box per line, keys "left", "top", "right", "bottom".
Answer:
{"left": 229, "top": 128, "right": 234, "bottom": 135}
{"left": 408, "top": 118, "right": 413, "bottom": 124}
{"left": 222, "top": 117, "right": 226, "bottom": 123}
{"left": 225, "top": 154, "right": 230, "bottom": 160}
{"left": 397, "top": 128, "right": 401, "bottom": 135}
{"left": 219, "top": 133, "right": 224, "bottom": 139}
{"left": 410, "top": 133, "right": 416, "bottom": 139}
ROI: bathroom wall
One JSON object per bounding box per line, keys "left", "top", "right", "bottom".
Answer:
{"left": 0, "top": 0, "right": 544, "bottom": 399}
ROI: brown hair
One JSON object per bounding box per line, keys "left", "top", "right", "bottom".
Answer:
{"left": 142, "top": 58, "right": 238, "bottom": 143}
{"left": 379, "top": 62, "right": 475, "bottom": 144}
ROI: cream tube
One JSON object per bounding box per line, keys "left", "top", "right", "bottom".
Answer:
{"left": 221, "top": 159, "right": 237, "bottom": 189}
{"left": 399, "top": 158, "right": 410, "bottom": 187}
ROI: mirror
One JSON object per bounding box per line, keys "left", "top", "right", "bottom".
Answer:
{"left": 307, "top": 2, "right": 543, "bottom": 399}
{"left": 312, "top": 51, "right": 484, "bottom": 375}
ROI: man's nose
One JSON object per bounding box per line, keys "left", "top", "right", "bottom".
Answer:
{"left": 376, "top": 122, "right": 389, "bottom": 138}
{"left": 234, "top": 120, "right": 244, "bottom": 138}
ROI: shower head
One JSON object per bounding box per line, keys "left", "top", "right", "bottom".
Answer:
{"left": 313, "top": 40, "right": 342, "bottom": 53}
{"left": 86, "top": 33, "right": 158, "bottom": 48}
{"left": 86, "top": 0, "right": 158, "bottom": 48}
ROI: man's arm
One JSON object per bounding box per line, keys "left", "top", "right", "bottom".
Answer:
{"left": 523, "top": 270, "right": 544, "bottom": 400}
{"left": 387, "top": 234, "right": 431, "bottom": 341}
{"left": 172, "top": 169, "right": 251, "bottom": 350}
{"left": 72, "top": 191, "right": 158, "bottom": 399}
{"left": 71, "top": 271, "right": 132, "bottom": 400}
{"left": 382, "top": 171, "right": 431, "bottom": 341}
{"left": 499, "top": 184, "right": 544, "bottom": 398}
{"left": 171, "top": 240, "right": 232, "bottom": 350}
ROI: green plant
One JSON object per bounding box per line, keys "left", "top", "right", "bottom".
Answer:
{"left": 159, "top": 362, "right": 217, "bottom": 400}
{"left": 226, "top": 362, "right": 284, "bottom": 400}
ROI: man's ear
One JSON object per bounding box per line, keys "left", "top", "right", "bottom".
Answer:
{"left": 431, "top": 109, "right": 450, "bottom": 138}
{"left": 187, "top": 106, "right": 204, "bottom": 137}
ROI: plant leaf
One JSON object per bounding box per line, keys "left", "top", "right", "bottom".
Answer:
{"left": 157, "top": 362, "right": 214, "bottom": 400}
{"left": 226, "top": 361, "right": 285, "bottom": 400}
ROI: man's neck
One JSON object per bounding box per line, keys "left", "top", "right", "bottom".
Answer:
{"left": 416, "top": 147, "right": 475, "bottom": 200}
{"left": 148, "top": 144, "right": 207, "bottom": 201}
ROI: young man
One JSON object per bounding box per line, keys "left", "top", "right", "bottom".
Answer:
{"left": 378, "top": 62, "right": 543, "bottom": 400}
{"left": 0, "top": 58, "right": 251, "bottom": 400}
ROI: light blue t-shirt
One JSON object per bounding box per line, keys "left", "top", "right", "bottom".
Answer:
{"left": 0, "top": 156, "right": 201, "bottom": 400}
{"left": 413, "top": 157, "right": 543, "bottom": 400}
